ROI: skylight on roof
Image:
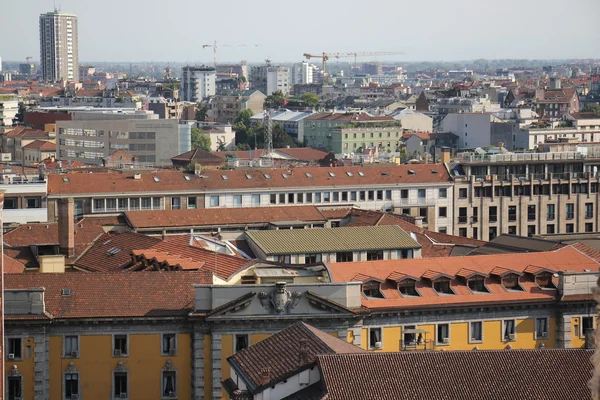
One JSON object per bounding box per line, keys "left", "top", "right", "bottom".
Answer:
{"left": 408, "top": 170, "right": 416, "bottom": 175}
{"left": 245, "top": 174, "right": 253, "bottom": 180}
{"left": 381, "top": 171, "right": 389, "bottom": 176}
{"left": 329, "top": 172, "right": 336, "bottom": 177}
{"left": 282, "top": 173, "right": 289, "bottom": 179}
{"left": 153, "top": 176, "right": 160, "bottom": 182}
{"left": 346, "top": 172, "right": 354, "bottom": 177}
{"left": 431, "top": 169, "right": 438, "bottom": 174}
{"left": 62, "top": 177, "right": 70, "bottom": 182}
{"left": 263, "top": 173, "right": 271, "bottom": 179}
{"left": 306, "top": 172, "right": 313, "bottom": 178}
{"left": 221, "top": 174, "right": 229, "bottom": 180}
{"left": 106, "top": 247, "right": 121, "bottom": 256}
{"left": 184, "top": 175, "right": 191, "bottom": 181}
{"left": 358, "top": 171, "right": 365, "bottom": 177}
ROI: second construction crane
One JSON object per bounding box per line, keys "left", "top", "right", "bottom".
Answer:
{"left": 303, "top": 51, "right": 405, "bottom": 77}
{"left": 203, "top": 41, "right": 261, "bottom": 69}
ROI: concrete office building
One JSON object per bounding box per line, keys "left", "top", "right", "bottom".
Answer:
{"left": 56, "top": 113, "right": 191, "bottom": 165}
{"left": 181, "top": 66, "right": 216, "bottom": 102}
{"left": 267, "top": 67, "right": 290, "bottom": 95}
{"left": 39, "top": 9, "right": 79, "bottom": 82}
{"left": 292, "top": 62, "right": 313, "bottom": 85}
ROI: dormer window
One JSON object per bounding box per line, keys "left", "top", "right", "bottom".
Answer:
{"left": 535, "top": 272, "right": 555, "bottom": 289}
{"left": 468, "top": 277, "right": 489, "bottom": 293}
{"left": 398, "top": 280, "right": 419, "bottom": 297}
{"left": 362, "top": 282, "right": 384, "bottom": 299}
{"left": 433, "top": 278, "right": 454, "bottom": 295}
{"left": 502, "top": 274, "right": 524, "bottom": 291}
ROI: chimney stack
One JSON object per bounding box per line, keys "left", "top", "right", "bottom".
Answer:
{"left": 259, "top": 368, "right": 271, "bottom": 386}
{"left": 58, "top": 198, "right": 75, "bottom": 258}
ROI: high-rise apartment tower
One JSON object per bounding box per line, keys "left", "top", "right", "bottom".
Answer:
{"left": 39, "top": 9, "right": 79, "bottom": 82}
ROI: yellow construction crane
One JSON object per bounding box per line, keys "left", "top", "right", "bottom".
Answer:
{"left": 303, "top": 51, "right": 405, "bottom": 77}
{"left": 203, "top": 41, "right": 261, "bottom": 69}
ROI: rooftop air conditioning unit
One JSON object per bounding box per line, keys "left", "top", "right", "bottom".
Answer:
{"left": 374, "top": 342, "right": 382, "bottom": 349}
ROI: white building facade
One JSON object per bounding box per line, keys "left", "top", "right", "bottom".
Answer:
{"left": 181, "top": 66, "right": 216, "bottom": 102}
{"left": 442, "top": 113, "right": 492, "bottom": 149}
{"left": 39, "top": 10, "right": 79, "bottom": 82}
{"left": 267, "top": 67, "right": 290, "bottom": 95}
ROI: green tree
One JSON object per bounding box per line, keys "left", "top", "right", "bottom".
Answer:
{"left": 191, "top": 128, "right": 212, "bottom": 152}
{"left": 301, "top": 92, "right": 319, "bottom": 107}
{"left": 216, "top": 138, "right": 227, "bottom": 152}
{"left": 264, "top": 91, "right": 286, "bottom": 109}
{"left": 255, "top": 123, "right": 296, "bottom": 149}
{"left": 583, "top": 104, "right": 600, "bottom": 114}
{"left": 233, "top": 109, "right": 256, "bottom": 148}
{"left": 196, "top": 102, "right": 208, "bottom": 121}
{"left": 231, "top": 143, "right": 251, "bottom": 151}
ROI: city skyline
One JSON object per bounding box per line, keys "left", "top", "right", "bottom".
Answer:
{"left": 1, "top": 0, "right": 598, "bottom": 64}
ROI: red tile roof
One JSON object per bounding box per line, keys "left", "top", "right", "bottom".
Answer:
{"left": 317, "top": 349, "right": 593, "bottom": 400}
{"left": 227, "top": 322, "right": 366, "bottom": 394}
{"left": 4, "top": 271, "right": 211, "bottom": 319}
{"left": 306, "top": 113, "right": 394, "bottom": 122}
{"left": 48, "top": 164, "right": 451, "bottom": 196}
{"left": 275, "top": 147, "right": 329, "bottom": 160}
{"left": 124, "top": 206, "right": 328, "bottom": 229}
{"left": 328, "top": 245, "right": 599, "bottom": 310}
{"left": 22, "top": 140, "right": 56, "bottom": 151}
{"left": 73, "top": 231, "right": 161, "bottom": 272}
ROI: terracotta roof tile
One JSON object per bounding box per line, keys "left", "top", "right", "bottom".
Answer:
{"left": 328, "top": 245, "right": 599, "bottom": 310}
{"left": 318, "top": 349, "right": 593, "bottom": 400}
{"left": 22, "top": 140, "right": 56, "bottom": 151}
{"left": 228, "top": 322, "right": 365, "bottom": 394}
{"left": 5, "top": 271, "right": 211, "bottom": 319}
{"left": 73, "top": 231, "right": 161, "bottom": 272}
{"left": 125, "top": 206, "right": 328, "bottom": 229}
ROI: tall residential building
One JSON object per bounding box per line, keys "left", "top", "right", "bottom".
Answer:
{"left": 181, "top": 66, "right": 216, "bottom": 102}
{"left": 266, "top": 66, "right": 290, "bottom": 95}
{"left": 292, "top": 62, "right": 313, "bottom": 85}
{"left": 39, "top": 9, "right": 79, "bottom": 82}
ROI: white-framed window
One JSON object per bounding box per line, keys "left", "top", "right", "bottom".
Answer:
{"left": 535, "top": 317, "right": 549, "bottom": 339}
{"left": 368, "top": 327, "right": 383, "bottom": 350}
{"left": 187, "top": 197, "right": 197, "bottom": 210}
{"left": 113, "top": 361, "right": 128, "bottom": 399}
{"left": 251, "top": 194, "right": 260, "bottom": 207}
{"left": 64, "top": 335, "right": 79, "bottom": 358}
{"left": 210, "top": 195, "right": 220, "bottom": 207}
{"left": 171, "top": 197, "right": 181, "bottom": 210}
{"left": 233, "top": 195, "right": 242, "bottom": 207}
{"left": 161, "top": 334, "right": 177, "bottom": 356}
{"left": 234, "top": 334, "right": 249, "bottom": 353}
{"left": 6, "top": 338, "right": 23, "bottom": 360}
{"left": 469, "top": 321, "right": 483, "bottom": 343}
{"left": 502, "top": 319, "right": 517, "bottom": 341}
{"left": 113, "top": 334, "right": 128, "bottom": 357}
{"left": 436, "top": 323, "right": 450, "bottom": 345}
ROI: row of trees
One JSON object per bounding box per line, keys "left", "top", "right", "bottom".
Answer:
{"left": 232, "top": 109, "right": 298, "bottom": 150}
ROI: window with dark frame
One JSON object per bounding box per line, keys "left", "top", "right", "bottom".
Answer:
{"left": 398, "top": 280, "right": 419, "bottom": 296}
{"left": 369, "top": 327, "right": 382, "bottom": 349}
{"left": 535, "top": 318, "right": 549, "bottom": 339}
{"left": 436, "top": 324, "right": 449, "bottom": 344}
{"left": 7, "top": 338, "right": 22, "bottom": 359}
{"left": 7, "top": 376, "right": 22, "bottom": 400}
{"left": 65, "top": 373, "right": 79, "bottom": 399}
{"left": 433, "top": 279, "right": 453, "bottom": 294}
{"left": 162, "top": 334, "right": 176, "bottom": 355}
{"left": 470, "top": 321, "right": 483, "bottom": 342}
{"left": 163, "top": 371, "right": 176, "bottom": 397}
{"left": 235, "top": 334, "right": 249, "bottom": 352}
{"left": 366, "top": 250, "right": 384, "bottom": 261}
{"left": 114, "top": 372, "right": 127, "bottom": 397}
{"left": 468, "top": 277, "right": 488, "bottom": 293}
{"left": 114, "top": 335, "right": 127, "bottom": 356}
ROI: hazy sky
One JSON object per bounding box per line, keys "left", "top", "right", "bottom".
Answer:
{"left": 2, "top": 0, "right": 599, "bottom": 64}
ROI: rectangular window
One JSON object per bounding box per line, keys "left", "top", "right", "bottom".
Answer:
{"left": 566, "top": 223, "right": 574, "bottom": 233}
{"left": 140, "top": 197, "right": 151, "bottom": 210}
{"left": 26, "top": 197, "right": 41, "bottom": 208}
{"left": 419, "top": 207, "right": 428, "bottom": 223}
{"left": 566, "top": 203, "right": 574, "bottom": 219}
{"left": 470, "top": 321, "right": 483, "bottom": 343}
{"left": 472, "top": 206, "right": 478, "bottom": 223}
{"left": 235, "top": 334, "right": 249, "bottom": 352}
{"left": 433, "top": 279, "right": 453, "bottom": 295}
{"left": 94, "top": 198, "right": 105, "bottom": 212}
{"left": 527, "top": 225, "right": 536, "bottom": 237}
{"left": 508, "top": 205, "right": 517, "bottom": 222}
{"left": 8, "top": 376, "right": 22, "bottom": 400}
{"left": 546, "top": 224, "right": 555, "bottom": 234}
{"left": 439, "top": 207, "right": 447, "bottom": 218}
{"left": 4, "top": 198, "right": 17, "bottom": 209}
{"left": 401, "top": 189, "right": 409, "bottom": 199}
{"left": 398, "top": 280, "right": 418, "bottom": 296}
{"left": 459, "top": 188, "right": 467, "bottom": 198}
{"left": 162, "top": 334, "right": 177, "bottom": 355}
{"left": 64, "top": 336, "right": 79, "bottom": 357}
{"left": 586, "top": 223, "right": 594, "bottom": 232}
{"left": 586, "top": 203, "right": 594, "bottom": 219}
{"left": 376, "top": 190, "right": 383, "bottom": 200}
{"left": 436, "top": 323, "right": 450, "bottom": 345}
{"left": 369, "top": 327, "right": 382, "bottom": 349}
{"left": 306, "top": 192, "right": 313, "bottom": 203}
{"left": 171, "top": 197, "right": 181, "bottom": 210}
{"left": 535, "top": 318, "right": 549, "bottom": 339}
{"left": 304, "top": 254, "right": 322, "bottom": 264}
{"left": 489, "top": 226, "right": 498, "bottom": 240}
{"left": 162, "top": 371, "right": 176, "bottom": 398}
{"left": 187, "top": 197, "right": 197, "bottom": 209}
{"left": 503, "top": 320, "right": 516, "bottom": 341}
{"left": 333, "top": 192, "right": 340, "bottom": 202}
{"left": 418, "top": 189, "right": 426, "bottom": 198}
{"left": 114, "top": 335, "right": 128, "bottom": 356}
{"left": 270, "top": 194, "right": 277, "bottom": 205}
{"left": 114, "top": 372, "right": 128, "bottom": 398}
{"left": 459, "top": 227, "right": 467, "bottom": 237}
{"left": 279, "top": 193, "right": 286, "bottom": 204}
{"left": 547, "top": 204, "right": 555, "bottom": 220}
{"left": 472, "top": 227, "right": 478, "bottom": 239}
{"left": 359, "top": 191, "right": 366, "bottom": 201}
{"left": 153, "top": 197, "right": 161, "bottom": 209}
{"left": 210, "top": 195, "right": 220, "bottom": 207}
{"left": 527, "top": 205, "right": 536, "bottom": 221}
{"left": 232, "top": 195, "right": 242, "bottom": 207}
{"left": 385, "top": 190, "right": 392, "bottom": 200}
{"left": 582, "top": 317, "right": 594, "bottom": 337}
{"left": 489, "top": 206, "right": 498, "bottom": 223}
{"left": 315, "top": 192, "right": 322, "bottom": 202}
{"left": 366, "top": 250, "right": 384, "bottom": 261}
{"left": 342, "top": 192, "right": 348, "bottom": 202}
{"left": 336, "top": 252, "right": 354, "bottom": 262}
{"left": 468, "top": 278, "right": 488, "bottom": 293}
{"left": 508, "top": 226, "right": 517, "bottom": 235}
{"left": 7, "top": 338, "right": 22, "bottom": 359}
{"left": 288, "top": 193, "right": 295, "bottom": 203}
{"left": 350, "top": 191, "right": 357, "bottom": 201}
{"left": 368, "top": 190, "right": 374, "bottom": 201}
{"left": 323, "top": 192, "right": 331, "bottom": 202}
{"left": 458, "top": 207, "right": 467, "bottom": 223}
{"left": 251, "top": 194, "right": 260, "bottom": 207}
{"left": 439, "top": 188, "right": 447, "bottom": 198}
{"left": 65, "top": 372, "right": 79, "bottom": 399}
{"left": 118, "top": 198, "right": 128, "bottom": 211}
